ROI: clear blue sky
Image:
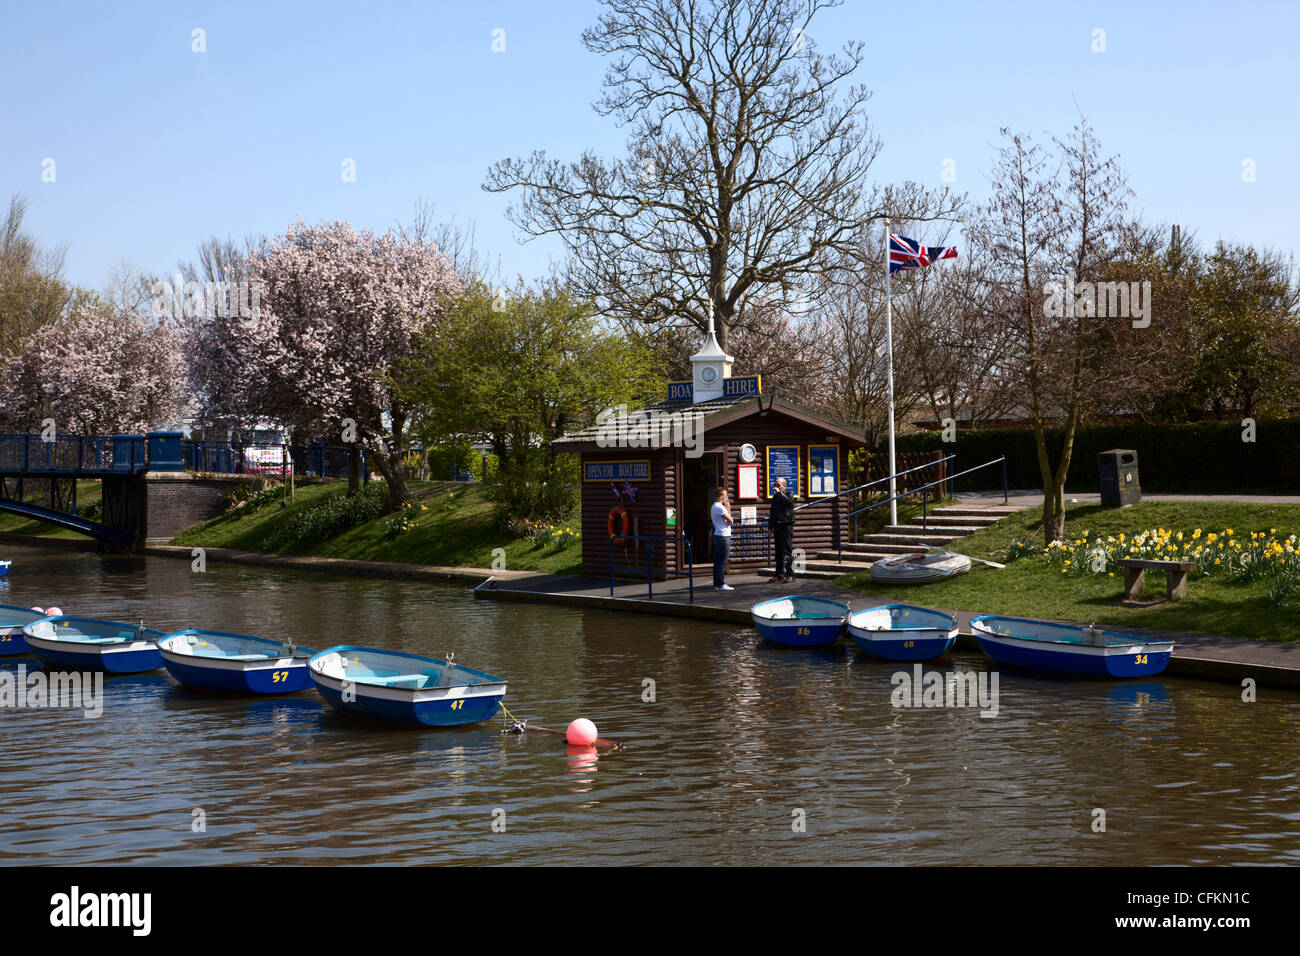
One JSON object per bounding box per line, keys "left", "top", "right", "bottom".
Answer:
{"left": 3, "top": 0, "right": 1296, "bottom": 291}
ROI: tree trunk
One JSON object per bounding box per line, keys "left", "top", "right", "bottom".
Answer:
{"left": 369, "top": 446, "right": 412, "bottom": 512}
{"left": 347, "top": 443, "right": 362, "bottom": 496}
{"left": 372, "top": 409, "right": 413, "bottom": 513}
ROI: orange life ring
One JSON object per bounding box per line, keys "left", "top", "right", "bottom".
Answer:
{"left": 608, "top": 505, "right": 631, "bottom": 541}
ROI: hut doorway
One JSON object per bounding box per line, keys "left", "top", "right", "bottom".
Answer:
{"left": 683, "top": 452, "right": 724, "bottom": 566}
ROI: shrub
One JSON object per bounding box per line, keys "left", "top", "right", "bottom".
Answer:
{"left": 385, "top": 501, "right": 428, "bottom": 538}
{"left": 1002, "top": 536, "right": 1042, "bottom": 563}
{"left": 1265, "top": 562, "right": 1300, "bottom": 608}
{"left": 224, "top": 479, "right": 283, "bottom": 515}
{"left": 262, "top": 485, "right": 386, "bottom": 551}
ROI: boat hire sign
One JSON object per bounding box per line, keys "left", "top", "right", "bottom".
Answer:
{"left": 666, "top": 375, "right": 761, "bottom": 402}
{"left": 765, "top": 446, "right": 801, "bottom": 497}
{"left": 583, "top": 460, "right": 651, "bottom": 482}
{"left": 722, "top": 375, "right": 761, "bottom": 397}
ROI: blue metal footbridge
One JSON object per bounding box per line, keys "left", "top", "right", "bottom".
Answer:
{"left": 0, "top": 432, "right": 360, "bottom": 549}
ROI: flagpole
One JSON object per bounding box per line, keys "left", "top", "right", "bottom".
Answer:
{"left": 885, "top": 218, "right": 897, "bottom": 528}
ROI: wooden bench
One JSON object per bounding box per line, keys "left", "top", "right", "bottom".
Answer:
{"left": 1117, "top": 558, "right": 1195, "bottom": 601}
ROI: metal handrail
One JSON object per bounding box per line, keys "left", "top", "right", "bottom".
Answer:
{"left": 0, "top": 434, "right": 146, "bottom": 475}
{"left": 792, "top": 453, "right": 955, "bottom": 512}
{"left": 837, "top": 456, "right": 1008, "bottom": 562}
{"left": 608, "top": 534, "right": 694, "bottom": 603}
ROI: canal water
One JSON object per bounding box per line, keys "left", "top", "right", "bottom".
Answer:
{"left": 1, "top": 542, "right": 1296, "bottom": 865}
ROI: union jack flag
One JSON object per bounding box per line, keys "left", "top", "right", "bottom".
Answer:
{"left": 889, "top": 234, "right": 958, "bottom": 275}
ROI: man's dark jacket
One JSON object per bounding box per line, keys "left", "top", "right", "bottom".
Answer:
{"left": 769, "top": 489, "right": 796, "bottom": 528}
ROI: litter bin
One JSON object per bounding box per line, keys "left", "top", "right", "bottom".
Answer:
{"left": 1098, "top": 449, "right": 1140, "bottom": 507}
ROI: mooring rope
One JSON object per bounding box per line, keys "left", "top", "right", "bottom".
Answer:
{"left": 499, "top": 701, "right": 528, "bottom": 735}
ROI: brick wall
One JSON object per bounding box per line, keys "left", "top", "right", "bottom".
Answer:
{"left": 143, "top": 475, "right": 243, "bottom": 542}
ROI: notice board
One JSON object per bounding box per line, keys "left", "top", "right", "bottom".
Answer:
{"left": 765, "top": 445, "right": 801, "bottom": 498}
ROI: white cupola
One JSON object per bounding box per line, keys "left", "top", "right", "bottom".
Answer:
{"left": 688, "top": 308, "right": 734, "bottom": 402}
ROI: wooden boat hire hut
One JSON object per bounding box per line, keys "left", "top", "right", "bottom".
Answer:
{"left": 554, "top": 324, "right": 867, "bottom": 578}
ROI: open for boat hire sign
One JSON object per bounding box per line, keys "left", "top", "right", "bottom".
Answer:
{"left": 765, "top": 446, "right": 800, "bottom": 498}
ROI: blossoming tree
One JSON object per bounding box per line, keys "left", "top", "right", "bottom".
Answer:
{"left": 225, "top": 219, "right": 461, "bottom": 511}
{"left": 0, "top": 294, "right": 186, "bottom": 433}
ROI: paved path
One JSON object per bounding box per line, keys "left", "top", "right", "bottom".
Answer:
{"left": 476, "top": 570, "right": 1300, "bottom": 688}
{"left": 959, "top": 490, "right": 1300, "bottom": 509}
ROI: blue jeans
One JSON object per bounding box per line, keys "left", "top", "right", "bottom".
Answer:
{"left": 712, "top": 534, "right": 730, "bottom": 587}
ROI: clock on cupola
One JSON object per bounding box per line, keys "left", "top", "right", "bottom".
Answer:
{"left": 688, "top": 310, "right": 734, "bottom": 403}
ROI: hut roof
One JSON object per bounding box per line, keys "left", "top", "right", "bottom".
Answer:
{"left": 554, "top": 392, "right": 866, "bottom": 451}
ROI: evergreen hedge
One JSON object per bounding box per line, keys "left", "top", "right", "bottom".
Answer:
{"left": 893, "top": 419, "right": 1300, "bottom": 494}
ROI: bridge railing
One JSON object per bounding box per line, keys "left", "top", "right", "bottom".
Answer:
{"left": 0, "top": 434, "right": 146, "bottom": 475}
{"left": 181, "top": 440, "right": 365, "bottom": 481}
{"left": 0, "top": 433, "right": 363, "bottom": 481}
{"left": 290, "top": 442, "right": 368, "bottom": 481}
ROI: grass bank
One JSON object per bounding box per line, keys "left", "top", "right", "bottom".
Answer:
{"left": 170, "top": 480, "right": 582, "bottom": 575}
{"left": 0, "top": 480, "right": 103, "bottom": 538}
{"left": 836, "top": 500, "right": 1300, "bottom": 643}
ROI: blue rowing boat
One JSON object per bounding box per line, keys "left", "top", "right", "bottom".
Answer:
{"left": 971, "top": 615, "right": 1174, "bottom": 677}
{"left": 0, "top": 560, "right": 10, "bottom": 578}
{"left": 0, "top": 604, "right": 50, "bottom": 656}
{"left": 159, "top": 629, "right": 315, "bottom": 694}
{"left": 847, "top": 603, "right": 958, "bottom": 660}
{"left": 22, "top": 615, "right": 166, "bottom": 673}
{"left": 308, "top": 646, "right": 507, "bottom": 727}
{"left": 750, "top": 596, "right": 848, "bottom": 647}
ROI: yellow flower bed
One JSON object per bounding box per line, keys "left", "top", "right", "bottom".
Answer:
{"left": 1045, "top": 527, "right": 1298, "bottom": 581}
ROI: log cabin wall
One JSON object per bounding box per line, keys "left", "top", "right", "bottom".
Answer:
{"left": 702, "top": 414, "right": 846, "bottom": 570}
{"left": 579, "top": 448, "right": 676, "bottom": 577}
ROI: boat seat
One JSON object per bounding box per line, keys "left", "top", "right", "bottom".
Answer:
{"left": 764, "top": 600, "right": 796, "bottom": 619}
{"left": 83, "top": 636, "right": 126, "bottom": 644}
{"left": 224, "top": 654, "right": 268, "bottom": 661}
{"left": 366, "top": 673, "right": 428, "bottom": 686}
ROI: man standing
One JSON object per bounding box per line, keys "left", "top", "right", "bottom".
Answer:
{"left": 769, "top": 477, "right": 796, "bottom": 583}
{"left": 710, "top": 487, "right": 734, "bottom": 591}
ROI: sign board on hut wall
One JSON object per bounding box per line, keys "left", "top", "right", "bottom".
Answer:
{"left": 583, "top": 460, "right": 651, "bottom": 482}
{"left": 807, "top": 444, "right": 840, "bottom": 498}
{"left": 765, "top": 445, "right": 801, "bottom": 498}
{"left": 740, "top": 506, "right": 757, "bottom": 525}
{"left": 736, "top": 463, "right": 761, "bottom": 500}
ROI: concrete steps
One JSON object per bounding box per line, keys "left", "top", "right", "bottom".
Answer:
{"left": 882, "top": 524, "right": 982, "bottom": 537}
{"left": 816, "top": 550, "right": 889, "bottom": 563}
{"left": 919, "top": 515, "right": 1004, "bottom": 527}
{"left": 765, "top": 500, "right": 1025, "bottom": 580}
{"left": 870, "top": 531, "right": 967, "bottom": 546}
{"left": 840, "top": 541, "right": 930, "bottom": 555}
{"left": 929, "top": 507, "right": 1020, "bottom": 518}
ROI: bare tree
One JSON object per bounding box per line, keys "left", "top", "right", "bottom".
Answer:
{"left": 485, "top": 0, "right": 959, "bottom": 352}
{"left": 396, "top": 197, "right": 499, "bottom": 284}
{"left": 900, "top": 238, "right": 1021, "bottom": 431}
{"left": 0, "top": 194, "right": 70, "bottom": 357}
{"left": 975, "top": 117, "right": 1141, "bottom": 542}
